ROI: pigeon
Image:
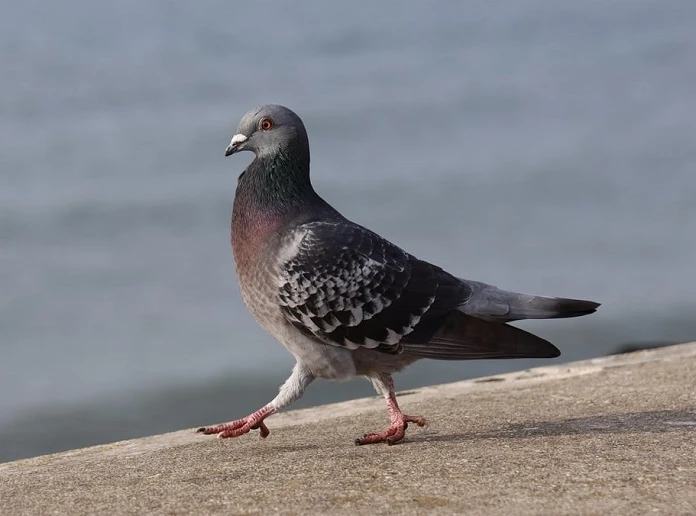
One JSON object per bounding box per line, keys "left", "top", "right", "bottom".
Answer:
{"left": 198, "top": 104, "right": 600, "bottom": 446}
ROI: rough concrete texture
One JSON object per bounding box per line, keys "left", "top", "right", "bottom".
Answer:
{"left": 1, "top": 343, "right": 695, "bottom": 516}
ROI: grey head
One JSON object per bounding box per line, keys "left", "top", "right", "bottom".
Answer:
{"left": 225, "top": 105, "right": 309, "bottom": 159}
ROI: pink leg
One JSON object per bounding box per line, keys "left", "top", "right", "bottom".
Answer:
{"left": 356, "top": 375, "right": 427, "bottom": 446}
{"left": 197, "top": 405, "right": 274, "bottom": 439}
{"left": 197, "top": 362, "right": 314, "bottom": 440}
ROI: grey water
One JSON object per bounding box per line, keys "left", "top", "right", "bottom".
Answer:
{"left": 2, "top": 0, "right": 696, "bottom": 463}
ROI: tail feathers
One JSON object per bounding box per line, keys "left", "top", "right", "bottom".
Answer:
{"left": 460, "top": 280, "right": 600, "bottom": 322}
{"left": 403, "top": 311, "right": 560, "bottom": 361}
{"left": 525, "top": 296, "right": 600, "bottom": 319}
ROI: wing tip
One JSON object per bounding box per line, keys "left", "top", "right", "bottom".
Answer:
{"left": 542, "top": 342, "right": 561, "bottom": 358}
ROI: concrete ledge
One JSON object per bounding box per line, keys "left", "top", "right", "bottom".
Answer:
{"left": 1, "top": 343, "right": 695, "bottom": 515}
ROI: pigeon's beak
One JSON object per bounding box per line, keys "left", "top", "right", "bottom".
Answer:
{"left": 225, "top": 133, "right": 248, "bottom": 156}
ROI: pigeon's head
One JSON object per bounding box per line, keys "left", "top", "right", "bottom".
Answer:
{"left": 225, "top": 105, "right": 309, "bottom": 159}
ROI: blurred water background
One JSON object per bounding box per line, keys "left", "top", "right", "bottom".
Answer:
{"left": 1, "top": 0, "right": 695, "bottom": 463}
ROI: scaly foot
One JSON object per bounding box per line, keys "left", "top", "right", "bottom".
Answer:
{"left": 197, "top": 413, "right": 271, "bottom": 439}
{"left": 355, "top": 414, "right": 427, "bottom": 446}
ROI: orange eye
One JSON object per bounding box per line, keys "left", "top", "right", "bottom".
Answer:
{"left": 259, "top": 117, "right": 274, "bottom": 131}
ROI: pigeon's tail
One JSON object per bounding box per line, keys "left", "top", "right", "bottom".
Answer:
{"left": 459, "top": 281, "right": 600, "bottom": 322}
{"left": 403, "top": 311, "right": 560, "bottom": 361}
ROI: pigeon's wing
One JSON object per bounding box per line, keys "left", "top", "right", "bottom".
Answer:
{"left": 277, "top": 220, "right": 471, "bottom": 354}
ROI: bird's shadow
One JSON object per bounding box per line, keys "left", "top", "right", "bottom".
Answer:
{"left": 407, "top": 409, "right": 696, "bottom": 444}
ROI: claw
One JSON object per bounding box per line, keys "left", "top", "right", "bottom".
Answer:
{"left": 251, "top": 421, "right": 270, "bottom": 438}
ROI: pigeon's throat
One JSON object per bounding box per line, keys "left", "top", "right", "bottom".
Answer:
{"left": 233, "top": 153, "right": 316, "bottom": 217}
{"left": 231, "top": 153, "right": 319, "bottom": 262}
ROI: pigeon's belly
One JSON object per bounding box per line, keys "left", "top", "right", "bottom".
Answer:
{"left": 236, "top": 259, "right": 356, "bottom": 381}
{"left": 351, "top": 348, "right": 420, "bottom": 376}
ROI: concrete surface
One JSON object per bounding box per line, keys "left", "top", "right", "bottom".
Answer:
{"left": 1, "top": 343, "right": 695, "bottom": 516}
